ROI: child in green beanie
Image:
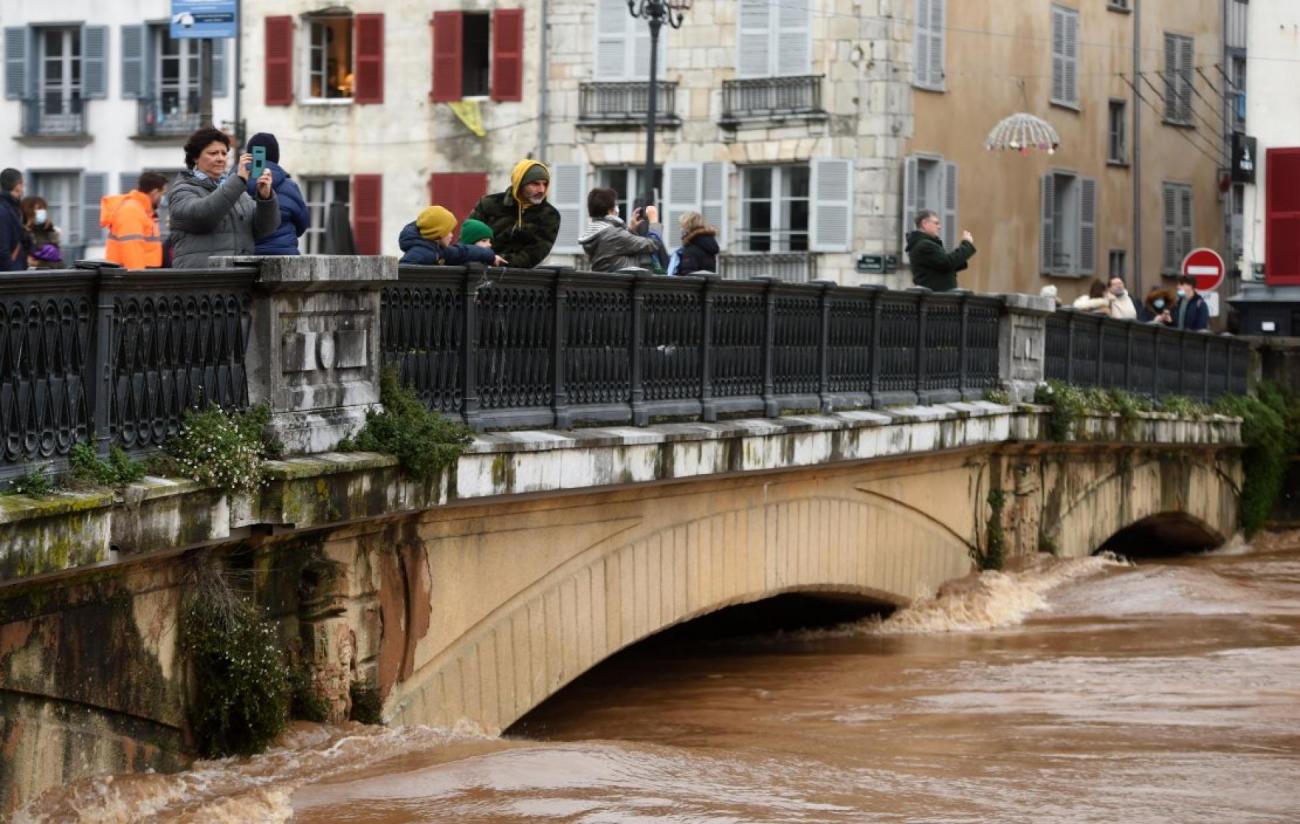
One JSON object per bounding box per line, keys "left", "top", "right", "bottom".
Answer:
{"left": 459, "top": 218, "right": 495, "bottom": 249}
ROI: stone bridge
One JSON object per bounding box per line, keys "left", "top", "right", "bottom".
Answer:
{"left": 0, "top": 402, "right": 1241, "bottom": 812}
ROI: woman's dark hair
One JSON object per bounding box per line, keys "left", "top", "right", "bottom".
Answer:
{"left": 19, "top": 196, "right": 46, "bottom": 225}
{"left": 183, "top": 127, "right": 230, "bottom": 170}
{"left": 587, "top": 187, "right": 617, "bottom": 219}
{"left": 1088, "top": 279, "right": 1107, "bottom": 299}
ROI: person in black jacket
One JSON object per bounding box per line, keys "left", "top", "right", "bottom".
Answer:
{"left": 1173, "top": 275, "right": 1210, "bottom": 331}
{"left": 675, "top": 211, "right": 719, "bottom": 276}
{"left": 399, "top": 205, "right": 507, "bottom": 266}
{"left": 905, "top": 209, "right": 975, "bottom": 291}
{"left": 0, "top": 168, "right": 30, "bottom": 271}
{"left": 244, "top": 132, "right": 308, "bottom": 255}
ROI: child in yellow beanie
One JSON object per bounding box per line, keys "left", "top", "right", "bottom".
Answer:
{"left": 399, "top": 205, "right": 507, "bottom": 266}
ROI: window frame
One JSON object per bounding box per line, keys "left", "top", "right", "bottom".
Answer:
{"left": 1161, "top": 181, "right": 1194, "bottom": 275}
{"left": 1163, "top": 32, "right": 1195, "bottom": 126}
{"left": 1108, "top": 249, "right": 1127, "bottom": 281}
{"left": 460, "top": 12, "right": 491, "bottom": 98}
{"left": 38, "top": 27, "right": 82, "bottom": 113}
{"left": 303, "top": 176, "right": 352, "bottom": 254}
{"left": 1107, "top": 98, "right": 1128, "bottom": 165}
{"left": 596, "top": 165, "right": 663, "bottom": 223}
{"left": 28, "top": 170, "right": 82, "bottom": 247}
{"left": 740, "top": 164, "right": 811, "bottom": 253}
{"left": 1049, "top": 4, "right": 1079, "bottom": 110}
{"left": 912, "top": 0, "right": 946, "bottom": 92}
{"left": 1106, "top": 0, "right": 1131, "bottom": 12}
{"left": 303, "top": 14, "right": 354, "bottom": 103}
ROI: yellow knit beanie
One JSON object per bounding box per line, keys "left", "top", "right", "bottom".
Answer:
{"left": 416, "top": 205, "right": 457, "bottom": 241}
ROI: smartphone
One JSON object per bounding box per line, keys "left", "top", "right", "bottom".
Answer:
{"left": 251, "top": 145, "right": 267, "bottom": 180}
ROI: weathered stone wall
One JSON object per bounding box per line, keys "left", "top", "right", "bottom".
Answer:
{"left": 0, "top": 405, "right": 1243, "bottom": 814}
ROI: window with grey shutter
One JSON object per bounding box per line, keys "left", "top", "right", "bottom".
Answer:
{"left": 1050, "top": 5, "right": 1078, "bottom": 107}
{"left": 121, "top": 25, "right": 145, "bottom": 98}
{"left": 1161, "top": 182, "right": 1194, "bottom": 273}
{"left": 548, "top": 161, "right": 586, "bottom": 254}
{"left": 913, "top": 0, "right": 945, "bottom": 90}
{"left": 595, "top": 0, "right": 662, "bottom": 81}
{"left": 213, "top": 38, "right": 228, "bottom": 97}
{"left": 1078, "top": 177, "right": 1097, "bottom": 274}
{"left": 810, "top": 158, "right": 853, "bottom": 252}
{"left": 82, "top": 25, "right": 108, "bottom": 99}
{"left": 1164, "top": 33, "right": 1194, "bottom": 124}
{"left": 1179, "top": 185, "right": 1193, "bottom": 263}
{"left": 738, "top": 0, "right": 810, "bottom": 79}
{"left": 1040, "top": 174, "right": 1055, "bottom": 274}
{"left": 82, "top": 173, "right": 107, "bottom": 248}
{"left": 5, "top": 26, "right": 31, "bottom": 100}
{"left": 942, "top": 161, "right": 958, "bottom": 250}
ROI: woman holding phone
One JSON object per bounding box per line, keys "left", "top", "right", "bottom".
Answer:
{"left": 167, "top": 126, "right": 280, "bottom": 268}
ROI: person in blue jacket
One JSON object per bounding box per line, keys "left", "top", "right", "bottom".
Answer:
{"left": 1173, "top": 274, "right": 1210, "bottom": 331}
{"left": 244, "top": 133, "right": 308, "bottom": 255}
{"left": 399, "top": 205, "right": 507, "bottom": 266}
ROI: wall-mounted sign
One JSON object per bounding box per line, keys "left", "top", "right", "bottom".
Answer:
{"left": 1232, "top": 132, "right": 1256, "bottom": 184}
{"left": 170, "top": 0, "right": 237, "bottom": 39}
{"left": 857, "top": 254, "right": 899, "bottom": 274}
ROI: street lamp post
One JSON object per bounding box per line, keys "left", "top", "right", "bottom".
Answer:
{"left": 627, "top": 0, "right": 691, "bottom": 211}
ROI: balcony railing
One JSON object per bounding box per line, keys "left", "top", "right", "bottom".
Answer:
{"left": 578, "top": 81, "right": 679, "bottom": 126}
{"left": 0, "top": 267, "right": 255, "bottom": 479}
{"left": 136, "top": 97, "right": 203, "bottom": 138}
{"left": 721, "top": 75, "right": 825, "bottom": 124}
{"left": 719, "top": 253, "right": 816, "bottom": 283}
{"left": 19, "top": 98, "right": 86, "bottom": 138}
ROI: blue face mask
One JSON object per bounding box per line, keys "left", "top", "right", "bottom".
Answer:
{"left": 1153, "top": 299, "right": 1166, "bottom": 310}
{"left": 1176, "top": 288, "right": 1187, "bottom": 298}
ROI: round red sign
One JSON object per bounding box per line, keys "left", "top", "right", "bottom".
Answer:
{"left": 1180, "top": 248, "right": 1225, "bottom": 292}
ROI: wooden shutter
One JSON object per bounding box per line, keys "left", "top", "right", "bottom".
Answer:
{"left": 1266, "top": 148, "right": 1300, "bottom": 284}
{"left": 265, "top": 16, "right": 294, "bottom": 106}
{"left": 913, "top": 0, "right": 931, "bottom": 87}
{"left": 428, "top": 173, "right": 489, "bottom": 239}
{"left": 431, "top": 11, "right": 463, "bottom": 102}
{"left": 1051, "top": 7, "right": 1065, "bottom": 103}
{"left": 927, "top": 0, "right": 945, "bottom": 89}
{"left": 1178, "top": 36, "right": 1194, "bottom": 124}
{"left": 737, "top": 0, "right": 771, "bottom": 78}
{"left": 810, "top": 158, "right": 853, "bottom": 252}
{"left": 631, "top": 11, "right": 663, "bottom": 79}
{"left": 776, "top": 0, "right": 810, "bottom": 76}
{"left": 212, "top": 38, "right": 228, "bottom": 97}
{"left": 595, "top": 0, "right": 628, "bottom": 78}
{"left": 702, "top": 162, "right": 729, "bottom": 250}
{"left": 901, "top": 156, "right": 918, "bottom": 254}
{"left": 1162, "top": 183, "right": 1178, "bottom": 273}
{"left": 352, "top": 174, "right": 383, "bottom": 255}
{"left": 354, "top": 14, "right": 384, "bottom": 104}
{"left": 491, "top": 9, "right": 524, "bottom": 102}
{"left": 1078, "top": 177, "right": 1097, "bottom": 275}
{"left": 4, "top": 27, "right": 28, "bottom": 100}
{"left": 942, "top": 161, "right": 958, "bottom": 251}
{"left": 120, "top": 25, "right": 145, "bottom": 98}
{"left": 82, "top": 173, "right": 107, "bottom": 247}
{"left": 1179, "top": 185, "right": 1193, "bottom": 264}
{"left": 82, "top": 26, "right": 108, "bottom": 99}
{"left": 1041, "top": 174, "right": 1055, "bottom": 274}
{"left": 1062, "top": 9, "right": 1078, "bottom": 105}
{"left": 663, "top": 163, "right": 702, "bottom": 250}
{"left": 548, "top": 162, "right": 586, "bottom": 254}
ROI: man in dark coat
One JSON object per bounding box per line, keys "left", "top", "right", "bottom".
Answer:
{"left": 244, "top": 133, "right": 308, "bottom": 255}
{"left": 1173, "top": 274, "right": 1210, "bottom": 331}
{"left": 0, "top": 168, "right": 30, "bottom": 271}
{"left": 467, "top": 159, "right": 561, "bottom": 268}
{"left": 905, "top": 209, "right": 976, "bottom": 291}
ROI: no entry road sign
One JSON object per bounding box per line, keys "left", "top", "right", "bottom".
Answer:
{"left": 1181, "top": 247, "right": 1225, "bottom": 292}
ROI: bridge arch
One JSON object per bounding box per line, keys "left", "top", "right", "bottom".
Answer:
{"left": 382, "top": 490, "right": 975, "bottom": 734}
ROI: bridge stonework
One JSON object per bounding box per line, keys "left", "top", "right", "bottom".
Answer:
{"left": 0, "top": 404, "right": 1242, "bottom": 813}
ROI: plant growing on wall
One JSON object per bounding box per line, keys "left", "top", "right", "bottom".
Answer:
{"left": 338, "top": 368, "right": 472, "bottom": 482}
{"left": 1214, "top": 383, "right": 1300, "bottom": 536}
{"left": 161, "top": 405, "right": 275, "bottom": 494}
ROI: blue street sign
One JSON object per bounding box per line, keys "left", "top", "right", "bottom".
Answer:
{"left": 170, "top": 0, "right": 238, "bottom": 39}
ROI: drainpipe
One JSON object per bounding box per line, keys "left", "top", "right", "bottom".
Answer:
{"left": 537, "top": 0, "right": 549, "bottom": 160}
{"left": 1131, "top": 0, "right": 1142, "bottom": 298}
{"left": 233, "top": 0, "right": 243, "bottom": 145}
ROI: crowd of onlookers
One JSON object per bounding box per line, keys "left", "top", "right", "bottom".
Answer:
{"left": 1039, "top": 274, "right": 1209, "bottom": 332}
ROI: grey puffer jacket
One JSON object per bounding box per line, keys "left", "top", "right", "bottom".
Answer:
{"left": 578, "top": 215, "right": 664, "bottom": 273}
{"left": 166, "top": 171, "right": 281, "bottom": 268}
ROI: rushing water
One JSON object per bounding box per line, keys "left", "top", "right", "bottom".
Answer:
{"left": 18, "top": 533, "right": 1300, "bottom": 823}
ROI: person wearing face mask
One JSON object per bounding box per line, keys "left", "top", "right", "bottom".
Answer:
{"left": 1173, "top": 274, "right": 1210, "bottom": 331}
{"left": 167, "top": 126, "right": 279, "bottom": 269}
{"left": 1107, "top": 275, "right": 1137, "bottom": 320}
{"left": 101, "top": 172, "right": 167, "bottom": 269}
{"left": 20, "top": 196, "right": 62, "bottom": 269}
{"left": 1141, "top": 286, "right": 1176, "bottom": 325}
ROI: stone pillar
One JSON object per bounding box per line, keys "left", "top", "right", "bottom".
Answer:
{"left": 997, "top": 293, "right": 1055, "bottom": 402}
{"left": 215, "top": 255, "right": 398, "bottom": 455}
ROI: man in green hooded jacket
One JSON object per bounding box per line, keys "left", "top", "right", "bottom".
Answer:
{"left": 466, "top": 159, "right": 562, "bottom": 269}
{"left": 905, "top": 209, "right": 976, "bottom": 291}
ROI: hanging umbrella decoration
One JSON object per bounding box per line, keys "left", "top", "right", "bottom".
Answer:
{"left": 985, "top": 112, "right": 1060, "bottom": 155}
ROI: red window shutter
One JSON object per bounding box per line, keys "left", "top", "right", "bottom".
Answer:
{"left": 431, "top": 12, "right": 463, "bottom": 103}
{"left": 491, "top": 9, "right": 525, "bottom": 102}
{"left": 354, "top": 13, "right": 384, "bottom": 104}
{"left": 429, "top": 173, "right": 490, "bottom": 240}
{"left": 352, "top": 174, "right": 383, "bottom": 255}
{"left": 1266, "top": 147, "right": 1300, "bottom": 285}
{"left": 265, "top": 16, "right": 294, "bottom": 106}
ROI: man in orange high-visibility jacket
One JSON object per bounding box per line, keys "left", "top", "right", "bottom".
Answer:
{"left": 101, "top": 172, "right": 167, "bottom": 269}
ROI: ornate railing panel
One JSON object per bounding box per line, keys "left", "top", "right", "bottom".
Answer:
{"left": 475, "top": 272, "right": 555, "bottom": 419}
{"left": 578, "top": 81, "right": 679, "bottom": 126}
{"left": 562, "top": 274, "right": 632, "bottom": 409}
{"left": 771, "top": 286, "right": 820, "bottom": 398}
{"left": 0, "top": 268, "right": 254, "bottom": 479}
{"left": 720, "top": 75, "right": 825, "bottom": 122}
{"left": 922, "top": 295, "right": 962, "bottom": 400}
{"left": 964, "top": 296, "right": 1002, "bottom": 390}
{"left": 103, "top": 271, "right": 255, "bottom": 450}
{"left": 640, "top": 277, "right": 703, "bottom": 407}
{"left": 826, "top": 287, "right": 876, "bottom": 403}
{"left": 876, "top": 292, "right": 921, "bottom": 400}
{"left": 380, "top": 268, "right": 464, "bottom": 416}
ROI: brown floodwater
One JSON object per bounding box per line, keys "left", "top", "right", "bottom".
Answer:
{"left": 17, "top": 534, "right": 1300, "bottom": 823}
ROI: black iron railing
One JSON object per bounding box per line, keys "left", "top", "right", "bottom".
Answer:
{"left": 0, "top": 268, "right": 254, "bottom": 478}
{"left": 136, "top": 97, "right": 203, "bottom": 138}
{"left": 721, "top": 75, "right": 825, "bottom": 122}
{"left": 720, "top": 253, "right": 816, "bottom": 283}
{"left": 383, "top": 267, "right": 1007, "bottom": 430}
{"left": 1044, "top": 309, "right": 1249, "bottom": 400}
{"left": 578, "top": 81, "right": 679, "bottom": 125}
{"left": 19, "top": 98, "right": 86, "bottom": 137}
